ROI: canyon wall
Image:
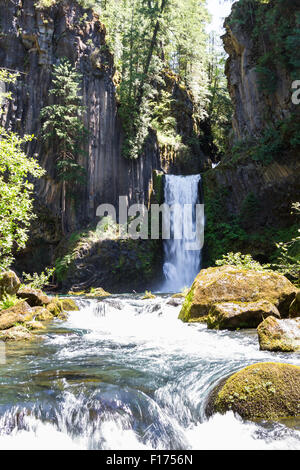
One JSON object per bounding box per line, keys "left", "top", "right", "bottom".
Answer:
{"left": 203, "top": 0, "right": 300, "bottom": 265}
{"left": 0, "top": 0, "right": 207, "bottom": 272}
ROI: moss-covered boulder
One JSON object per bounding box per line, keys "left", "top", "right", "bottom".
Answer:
{"left": 257, "top": 317, "right": 300, "bottom": 352}
{"left": 46, "top": 298, "right": 64, "bottom": 317}
{"left": 171, "top": 293, "right": 186, "bottom": 299}
{"left": 32, "top": 307, "right": 54, "bottom": 321}
{"left": 179, "top": 266, "right": 297, "bottom": 322}
{"left": 207, "top": 301, "right": 280, "bottom": 330}
{"left": 60, "top": 298, "right": 79, "bottom": 311}
{"left": 17, "top": 287, "right": 51, "bottom": 307}
{"left": 0, "top": 271, "right": 21, "bottom": 299}
{"left": 206, "top": 362, "right": 300, "bottom": 421}
{"left": 85, "top": 288, "right": 111, "bottom": 298}
{"left": 289, "top": 291, "right": 300, "bottom": 318}
{"left": 142, "top": 291, "right": 156, "bottom": 300}
{"left": 0, "top": 301, "right": 32, "bottom": 330}
{"left": 0, "top": 325, "right": 33, "bottom": 342}
{"left": 25, "top": 320, "right": 46, "bottom": 331}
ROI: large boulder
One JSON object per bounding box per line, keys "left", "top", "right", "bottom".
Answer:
{"left": 0, "top": 271, "right": 21, "bottom": 299}
{"left": 289, "top": 291, "right": 300, "bottom": 318}
{"left": 32, "top": 306, "right": 54, "bottom": 322}
{"left": 207, "top": 301, "right": 280, "bottom": 330}
{"left": 206, "top": 362, "right": 300, "bottom": 421}
{"left": 257, "top": 317, "right": 300, "bottom": 352}
{"left": 0, "top": 325, "right": 33, "bottom": 341}
{"left": 46, "top": 298, "right": 64, "bottom": 317}
{"left": 17, "top": 287, "right": 51, "bottom": 307}
{"left": 0, "top": 301, "right": 32, "bottom": 330}
{"left": 60, "top": 298, "right": 79, "bottom": 311}
{"left": 179, "top": 266, "right": 297, "bottom": 322}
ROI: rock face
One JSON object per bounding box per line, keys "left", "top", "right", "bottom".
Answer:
{"left": 0, "top": 271, "right": 21, "bottom": 299}
{"left": 206, "top": 362, "right": 300, "bottom": 421}
{"left": 178, "top": 266, "right": 297, "bottom": 323}
{"left": 257, "top": 316, "right": 300, "bottom": 353}
{"left": 0, "top": 0, "right": 207, "bottom": 274}
{"left": 0, "top": 301, "right": 32, "bottom": 330}
{"left": 0, "top": 325, "right": 33, "bottom": 341}
{"left": 289, "top": 291, "right": 300, "bottom": 318}
{"left": 203, "top": 1, "right": 300, "bottom": 267}
{"left": 207, "top": 300, "right": 280, "bottom": 331}
{"left": 60, "top": 298, "right": 79, "bottom": 311}
{"left": 17, "top": 287, "right": 51, "bottom": 307}
{"left": 222, "top": 3, "right": 295, "bottom": 140}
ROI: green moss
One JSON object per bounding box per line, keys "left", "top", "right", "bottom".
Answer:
{"left": 46, "top": 297, "right": 64, "bottom": 317}
{"left": 178, "top": 285, "right": 195, "bottom": 322}
{"left": 60, "top": 298, "right": 79, "bottom": 311}
{"left": 86, "top": 288, "right": 111, "bottom": 298}
{"left": 142, "top": 290, "right": 156, "bottom": 300}
{"left": 213, "top": 362, "right": 300, "bottom": 420}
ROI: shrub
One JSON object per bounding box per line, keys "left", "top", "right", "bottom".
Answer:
{"left": 215, "top": 252, "right": 268, "bottom": 271}
{"left": 22, "top": 267, "right": 55, "bottom": 290}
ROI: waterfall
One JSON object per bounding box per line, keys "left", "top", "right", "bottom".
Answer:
{"left": 162, "top": 174, "right": 203, "bottom": 293}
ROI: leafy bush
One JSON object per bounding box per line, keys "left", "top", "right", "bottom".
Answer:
{"left": 0, "top": 72, "right": 45, "bottom": 270}
{"left": 215, "top": 252, "right": 268, "bottom": 271}
{"left": 270, "top": 203, "right": 300, "bottom": 284}
{"left": 22, "top": 267, "right": 55, "bottom": 290}
{"left": 0, "top": 294, "right": 20, "bottom": 311}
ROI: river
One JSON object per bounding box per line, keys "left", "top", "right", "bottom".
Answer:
{"left": 0, "top": 295, "right": 299, "bottom": 450}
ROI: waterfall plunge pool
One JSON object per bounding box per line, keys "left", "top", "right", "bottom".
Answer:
{"left": 0, "top": 295, "right": 299, "bottom": 450}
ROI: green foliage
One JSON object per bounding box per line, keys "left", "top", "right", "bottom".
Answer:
{"left": 230, "top": 0, "right": 300, "bottom": 92}
{"left": 207, "top": 34, "right": 233, "bottom": 155}
{"left": 210, "top": 201, "right": 300, "bottom": 285}
{"left": 55, "top": 254, "right": 75, "bottom": 283}
{"left": 229, "top": 113, "right": 300, "bottom": 165}
{"left": 270, "top": 203, "right": 300, "bottom": 284}
{"left": 0, "top": 293, "right": 20, "bottom": 311}
{"left": 99, "top": 0, "right": 210, "bottom": 159}
{"left": 215, "top": 252, "right": 267, "bottom": 271}
{"left": 41, "top": 59, "right": 87, "bottom": 185}
{"left": 150, "top": 90, "right": 180, "bottom": 146}
{"left": 0, "top": 70, "right": 45, "bottom": 270}
{"left": 22, "top": 267, "right": 55, "bottom": 289}
{"left": 35, "top": 0, "right": 57, "bottom": 8}
{"left": 204, "top": 185, "right": 249, "bottom": 264}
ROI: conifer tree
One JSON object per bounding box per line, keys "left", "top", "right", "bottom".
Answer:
{"left": 41, "top": 59, "right": 87, "bottom": 233}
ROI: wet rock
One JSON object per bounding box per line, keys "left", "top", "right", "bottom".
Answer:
{"left": 206, "top": 362, "right": 300, "bottom": 421}
{"left": 0, "top": 271, "right": 21, "bottom": 299}
{"left": 0, "top": 301, "right": 32, "bottom": 330}
{"left": 32, "top": 307, "right": 54, "bottom": 321}
{"left": 257, "top": 316, "right": 300, "bottom": 352}
{"left": 60, "top": 298, "right": 79, "bottom": 311}
{"left": 46, "top": 298, "right": 64, "bottom": 317}
{"left": 166, "top": 297, "right": 184, "bottom": 307}
{"left": 0, "top": 325, "right": 33, "bottom": 341}
{"left": 171, "top": 293, "right": 186, "bottom": 299}
{"left": 17, "top": 287, "right": 51, "bottom": 307}
{"left": 86, "top": 288, "right": 111, "bottom": 298}
{"left": 142, "top": 291, "right": 156, "bottom": 300}
{"left": 289, "top": 291, "right": 300, "bottom": 318}
{"left": 207, "top": 300, "right": 280, "bottom": 330}
{"left": 25, "top": 320, "right": 46, "bottom": 331}
{"left": 179, "top": 266, "right": 297, "bottom": 323}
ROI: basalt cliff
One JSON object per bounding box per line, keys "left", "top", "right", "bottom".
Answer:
{"left": 0, "top": 0, "right": 209, "bottom": 278}
{"left": 203, "top": 0, "right": 300, "bottom": 266}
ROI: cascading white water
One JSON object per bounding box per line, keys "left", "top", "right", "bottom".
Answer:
{"left": 162, "top": 174, "right": 203, "bottom": 292}
{"left": 0, "top": 297, "right": 299, "bottom": 450}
